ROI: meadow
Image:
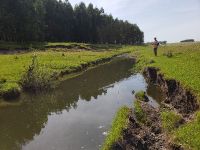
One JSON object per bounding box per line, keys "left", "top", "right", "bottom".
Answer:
{"left": 0, "top": 44, "right": 132, "bottom": 99}
{"left": 103, "top": 42, "right": 200, "bottom": 150}
{"left": 132, "top": 42, "right": 200, "bottom": 150}
{"left": 1, "top": 41, "right": 200, "bottom": 149}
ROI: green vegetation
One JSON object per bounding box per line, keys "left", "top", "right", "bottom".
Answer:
{"left": 102, "top": 106, "right": 130, "bottom": 150}
{"left": 135, "top": 91, "right": 146, "bottom": 101}
{"left": 133, "top": 43, "right": 200, "bottom": 149}
{"left": 134, "top": 100, "right": 147, "bottom": 124}
{"left": 133, "top": 43, "right": 200, "bottom": 98}
{"left": 0, "top": 46, "right": 131, "bottom": 98}
{"left": 0, "top": 0, "right": 143, "bottom": 44}
{"left": 174, "top": 112, "right": 200, "bottom": 150}
{"left": 20, "top": 55, "right": 52, "bottom": 90}
{"left": 161, "top": 110, "right": 182, "bottom": 132}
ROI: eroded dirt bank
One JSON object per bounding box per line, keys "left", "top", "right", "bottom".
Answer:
{"left": 113, "top": 101, "right": 170, "bottom": 150}
{"left": 112, "top": 67, "right": 199, "bottom": 150}
{"left": 143, "top": 67, "right": 199, "bottom": 116}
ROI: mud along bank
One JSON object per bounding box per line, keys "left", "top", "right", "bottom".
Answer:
{"left": 0, "top": 55, "right": 152, "bottom": 150}
{"left": 103, "top": 67, "right": 199, "bottom": 150}
{"left": 103, "top": 43, "right": 200, "bottom": 150}
{"left": 143, "top": 67, "right": 199, "bottom": 116}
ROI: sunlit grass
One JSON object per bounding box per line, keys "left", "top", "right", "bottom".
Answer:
{"left": 132, "top": 43, "right": 200, "bottom": 150}
{"left": 161, "top": 110, "right": 182, "bottom": 132}
{"left": 102, "top": 106, "right": 130, "bottom": 150}
{"left": 132, "top": 43, "right": 200, "bottom": 98}
{"left": 0, "top": 46, "right": 132, "bottom": 97}
{"left": 174, "top": 112, "right": 200, "bottom": 150}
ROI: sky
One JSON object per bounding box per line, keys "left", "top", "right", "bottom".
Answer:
{"left": 69, "top": 0, "right": 200, "bottom": 43}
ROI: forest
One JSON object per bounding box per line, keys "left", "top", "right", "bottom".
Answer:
{"left": 0, "top": 0, "right": 144, "bottom": 44}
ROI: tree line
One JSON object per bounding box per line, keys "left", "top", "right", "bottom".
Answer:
{"left": 0, "top": 0, "right": 144, "bottom": 44}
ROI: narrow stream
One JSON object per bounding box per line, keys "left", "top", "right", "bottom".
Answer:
{"left": 0, "top": 57, "right": 161, "bottom": 150}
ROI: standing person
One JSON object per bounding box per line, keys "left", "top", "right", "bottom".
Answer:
{"left": 152, "top": 37, "right": 159, "bottom": 56}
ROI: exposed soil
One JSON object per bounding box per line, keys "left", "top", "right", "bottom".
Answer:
{"left": 143, "top": 67, "right": 199, "bottom": 117}
{"left": 112, "top": 66, "right": 199, "bottom": 150}
{"left": 112, "top": 101, "right": 183, "bottom": 150}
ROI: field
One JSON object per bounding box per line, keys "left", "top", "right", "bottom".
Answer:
{"left": 133, "top": 43, "right": 200, "bottom": 98}
{"left": 132, "top": 42, "right": 200, "bottom": 150}
{"left": 0, "top": 43, "right": 131, "bottom": 99}
{"left": 1, "top": 42, "right": 200, "bottom": 149}
{"left": 103, "top": 42, "right": 200, "bottom": 150}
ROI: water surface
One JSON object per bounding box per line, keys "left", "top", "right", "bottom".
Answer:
{"left": 0, "top": 57, "right": 160, "bottom": 150}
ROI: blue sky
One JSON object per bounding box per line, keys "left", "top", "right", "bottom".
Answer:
{"left": 69, "top": 0, "right": 200, "bottom": 43}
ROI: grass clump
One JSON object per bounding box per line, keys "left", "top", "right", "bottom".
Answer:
{"left": 135, "top": 91, "right": 145, "bottom": 100}
{"left": 161, "top": 110, "right": 182, "bottom": 132}
{"left": 102, "top": 106, "right": 130, "bottom": 150}
{"left": 134, "top": 100, "right": 147, "bottom": 124}
{"left": 174, "top": 112, "right": 200, "bottom": 150}
{"left": 135, "top": 91, "right": 149, "bottom": 102}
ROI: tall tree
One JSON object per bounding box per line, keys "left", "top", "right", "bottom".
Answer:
{"left": 0, "top": 0, "right": 144, "bottom": 44}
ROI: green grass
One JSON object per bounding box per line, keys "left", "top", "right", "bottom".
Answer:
{"left": 102, "top": 106, "right": 130, "bottom": 150}
{"left": 161, "top": 110, "right": 182, "bottom": 132}
{"left": 134, "top": 100, "right": 147, "bottom": 124}
{"left": 0, "top": 46, "right": 131, "bottom": 98}
{"left": 174, "top": 112, "right": 200, "bottom": 150}
{"left": 132, "top": 43, "right": 200, "bottom": 150}
{"left": 135, "top": 91, "right": 146, "bottom": 101}
{"left": 132, "top": 43, "right": 200, "bottom": 98}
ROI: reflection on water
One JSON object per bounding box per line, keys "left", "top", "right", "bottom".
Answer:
{"left": 0, "top": 57, "right": 161, "bottom": 150}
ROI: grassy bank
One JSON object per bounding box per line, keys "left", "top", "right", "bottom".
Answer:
{"left": 102, "top": 106, "right": 130, "bottom": 150}
{"left": 132, "top": 43, "right": 200, "bottom": 149}
{"left": 133, "top": 43, "right": 200, "bottom": 98}
{"left": 0, "top": 44, "right": 132, "bottom": 99}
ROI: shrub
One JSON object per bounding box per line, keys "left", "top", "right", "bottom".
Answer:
{"left": 20, "top": 55, "right": 52, "bottom": 91}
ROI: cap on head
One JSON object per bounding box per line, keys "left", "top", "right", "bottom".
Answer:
{"left": 154, "top": 37, "right": 157, "bottom": 40}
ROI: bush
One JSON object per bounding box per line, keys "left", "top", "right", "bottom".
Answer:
{"left": 20, "top": 55, "right": 52, "bottom": 91}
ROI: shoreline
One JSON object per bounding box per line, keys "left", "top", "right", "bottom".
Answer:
{"left": 102, "top": 66, "right": 199, "bottom": 150}
{"left": 0, "top": 52, "right": 132, "bottom": 101}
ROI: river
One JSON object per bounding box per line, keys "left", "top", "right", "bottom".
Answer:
{"left": 0, "top": 57, "right": 161, "bottom": 150}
